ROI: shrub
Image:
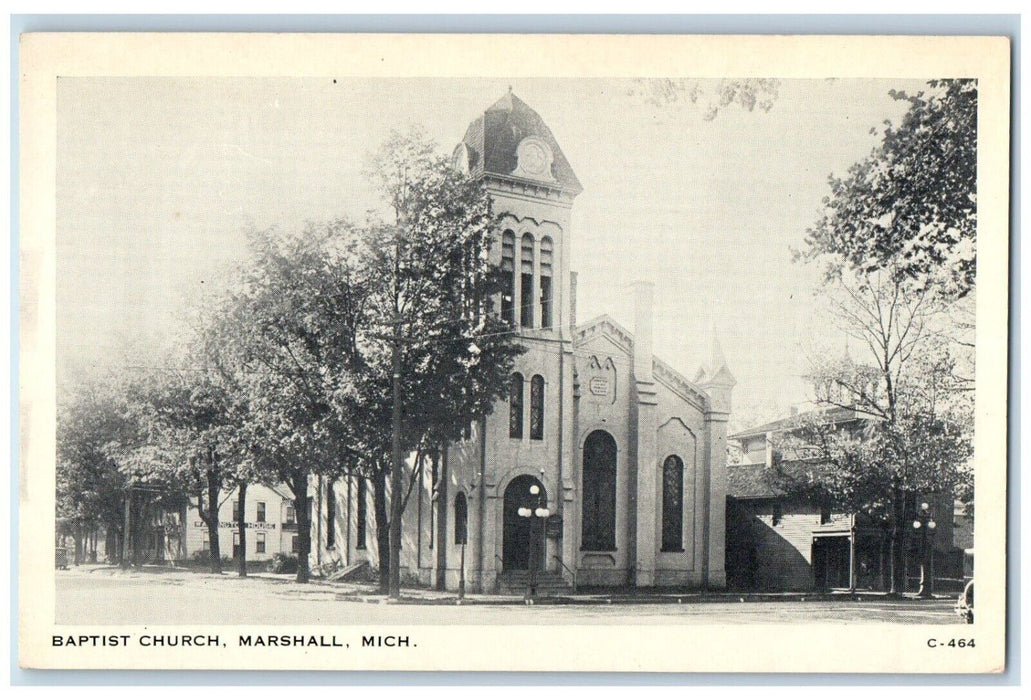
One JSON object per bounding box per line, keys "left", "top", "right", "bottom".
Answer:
{"left": 269, "top": 553, "right": 299, "bottom": 574}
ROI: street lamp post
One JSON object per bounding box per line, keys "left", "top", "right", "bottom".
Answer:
{"left": 517, "top": 483, "right": 550, "bottom": 604}
{"left": 912, "top": 501, "right": 937, "bottom": 598}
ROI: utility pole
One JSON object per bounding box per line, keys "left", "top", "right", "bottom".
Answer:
{"left": 389, "top": 318, "right": 404, "bottom": 599}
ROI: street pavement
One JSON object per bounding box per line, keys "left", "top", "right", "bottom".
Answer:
{"left": 54, "top": 566, "right": 961, "bottom": 626}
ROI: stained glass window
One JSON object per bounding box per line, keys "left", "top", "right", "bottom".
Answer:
{"left": 582, "top": 430, "right": 617, "bottom": 551}
{"left": 509, "top": 373, "right": 524, "bottom": 439}
{"left": 661, "top": 455, "right": 684, "bottom": 552}
{"left": 530, "top": 375, "right": 545, "bottom": 440}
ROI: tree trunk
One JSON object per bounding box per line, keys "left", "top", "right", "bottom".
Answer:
{"left": 178, "top": 501, "right": 189, "bottom": 565}
{"left": 292, "top": 473, "right": 311, "bottom": 584}
{"left": 120, "top": 488, "right": 131, "bottom": 569}
{"left": 197, "top": 463, "right": 224, "bottom": 575}
{"left": 434, "top": 450, "right": 448, "bottom": 591}
{"left": 133, "top": 495, "right": 150, "bottom": 568}
{"left": 236, "top": 482, "right": 248, "bottom": 577}
{"left": 373, "top": 467, "right": 390, "bottom": 593}
{"left": 888, "top": 486, "right": 906, "bottom": 595}
{"left": 73, "top": 526, "right": 84, "bottom": 566}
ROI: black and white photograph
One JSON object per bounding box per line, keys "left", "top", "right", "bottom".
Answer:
{"left": 18, "top": 33, "right": 1010, "bottom": 673}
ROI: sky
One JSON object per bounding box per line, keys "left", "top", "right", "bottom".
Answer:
{"left": 56, "top": 76, "right": 926, "bottom": 427}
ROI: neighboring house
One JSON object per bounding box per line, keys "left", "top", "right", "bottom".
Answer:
{"left": 185, "top": 484, "right": 299, "bottom": 563}
{"left": 725, "top": 408, "right": 964, "bottom": 592}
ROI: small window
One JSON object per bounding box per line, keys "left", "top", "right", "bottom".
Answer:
{"left": 530, "top": 375, "right": 545, "bottom": 440}
{"left": 256, "top": 532, "right": 266, "bottom": 554}
{"left": 454, "top": 493, "right": 468, "bottom": 545}
{"left": 285, "top": 505, "right": 296, "bottom": 525}
{"left": 201, "top": 535, "right": 210, "bottom": 552}
{"left": 291, "top": 535, "right": 299, "bottom": 554}
{"left": 509, "top": 373, "right": 524, "bottom": 439}
{"left": 232, "top": 531, "right": 241, "bottom": 558}
{"left": 232, "top": 500, "right": 240, "bottom": 523}
{"left": 256, "top": 501, "right": 266, "bottom": 523}
{"left": 820, "top": 505, "right": 831, "bottom": 525}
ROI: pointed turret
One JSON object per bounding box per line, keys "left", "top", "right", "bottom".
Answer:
{"left": 701, "top": 327, "right": 735, "bottom": 414}
{"left": 706, "top": 331, "right": 737, "bottom": 387}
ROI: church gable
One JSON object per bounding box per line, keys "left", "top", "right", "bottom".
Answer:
{"left": 575, "top": 314, "right": 709, "bottom": 413}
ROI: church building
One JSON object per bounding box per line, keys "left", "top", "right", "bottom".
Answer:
{"left": 315, "top": 91, "right": 734, "bottom": 592}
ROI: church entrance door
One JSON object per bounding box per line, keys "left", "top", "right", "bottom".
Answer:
{"left": 502, "top": 475, "right": 547, "bottom": 571}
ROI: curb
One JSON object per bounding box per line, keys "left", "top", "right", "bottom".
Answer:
{"left": 331, "top": 592, "right": 952, "bottom": 606}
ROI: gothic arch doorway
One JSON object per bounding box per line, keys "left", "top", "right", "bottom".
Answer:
{"left": 502, "top": 474, "right": 547, "bottom": 571}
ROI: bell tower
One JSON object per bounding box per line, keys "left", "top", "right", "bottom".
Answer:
{"left": 452, "top": 91, "right": 584, "bottom": 593}
{"left": 454, "top": 89, "right": 583, "bottom": 339}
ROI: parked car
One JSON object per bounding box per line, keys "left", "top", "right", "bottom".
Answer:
{"left": 955, "top": 579, "right": 973, "bottom": 624}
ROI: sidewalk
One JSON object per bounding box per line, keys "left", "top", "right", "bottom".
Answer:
{"left": 60, "top": 564, "right": 951, "bottom": 606}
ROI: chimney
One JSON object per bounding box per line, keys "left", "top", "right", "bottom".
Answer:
{"left": 632, "top": 281, "right": 654, "bottom": 382}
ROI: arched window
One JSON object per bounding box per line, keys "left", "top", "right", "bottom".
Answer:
{"left": 454, "top": 493, "right": 468, "bottom": 545}
{"left": 582, "top": 430, "right": 617, "bottom": 551}
{"left": 509, "top": 373, "right": 524, "bottom": 439}
{"left": 520, "top": 233, "right": 535, "bottom": 328}
{"left": 539, "top": 236, "right": 553, "bottom": 329}
{"left": 661, "top": 455, "right": 684, "bottom": 552}
{"left": 501, "top": 231, "right": 516, "bottom": 326}
{"left": 529, "top": 375, "right": 545, "bottom": 440}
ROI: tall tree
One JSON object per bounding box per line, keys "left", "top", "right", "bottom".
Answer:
{"left": 800, "top": 79, "right": 977, "bottom": 299}
{"left": 782, "top": 79, "right": 978, "bottom": 592}
{"left": 56, "top": 378, "right": 132, "bottom": 565}
{"left": 769, "top": 273, "right": 973, "bottom": 593}
{"left": 122, "top": 353, "right": 244, "bottom": 575}
{"left": 775, "top": 79, "right": 977, "bottom": 593}
{"left": 220, "top": 219, "right": 374, "bottom": 584}
{"left": 361, "top": 127, "right": 523, "bottom": 597}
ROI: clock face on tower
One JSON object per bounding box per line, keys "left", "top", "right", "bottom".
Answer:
{"left": 512, "top": 137, "right": 556, "bottom": 182}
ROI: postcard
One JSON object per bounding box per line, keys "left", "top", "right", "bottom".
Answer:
{"left": 19, "top": 33, "right": 1009, "bottom": 672}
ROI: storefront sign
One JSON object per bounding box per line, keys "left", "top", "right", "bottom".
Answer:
{"left": 192, "top": 521, "right": 278, "bottom": 530}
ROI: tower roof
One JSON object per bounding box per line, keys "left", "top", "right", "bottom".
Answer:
{"left": 698, "top": 328, "right": 736, "bottom": 387}
{"left": 460, "top": 90, "right": 583, "bottom": 194}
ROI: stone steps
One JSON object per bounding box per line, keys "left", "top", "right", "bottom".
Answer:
{"left": 497, "top": 571, "right": 573, "bottom": 595}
